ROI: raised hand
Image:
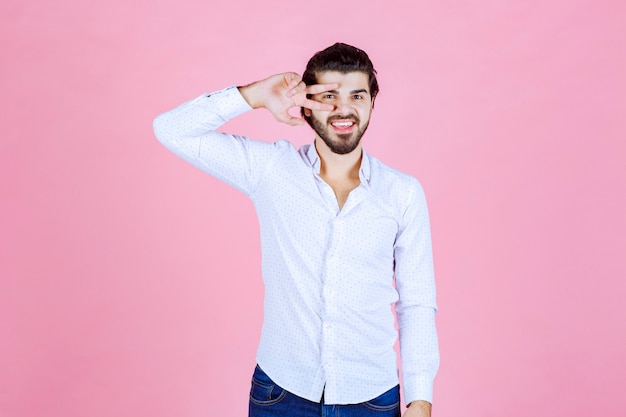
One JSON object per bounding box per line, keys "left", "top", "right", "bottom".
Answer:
{"left": 239, "top": 72, "right": 338, "bottom": 126}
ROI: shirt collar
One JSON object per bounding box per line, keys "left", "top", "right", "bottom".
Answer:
{"left": 303, "top": 141, "right": 372, "bottom": 186}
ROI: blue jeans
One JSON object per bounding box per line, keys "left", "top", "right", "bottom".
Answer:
{"left": 248, "top": 365, "right": 401, "bottom": 417}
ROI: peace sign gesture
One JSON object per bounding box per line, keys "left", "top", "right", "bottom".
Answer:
{"left": 239, "top": 72, "right": 338, "bottom": 126}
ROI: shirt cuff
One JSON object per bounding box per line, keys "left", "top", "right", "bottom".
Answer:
{"left": 202, "top": 86, "right": 253, "bottom": 120}
{"left": 403, "top": 374, "right": 435, "bottom": 406}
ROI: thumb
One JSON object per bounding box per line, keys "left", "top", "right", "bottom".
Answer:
{"left": 275, "top": 111, "right": 305, "bottom": 126}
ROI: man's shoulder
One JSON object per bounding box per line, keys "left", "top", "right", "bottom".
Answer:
{"left": 368, "top": 155, "right": 430, "bottom": 222}
{"left": 368, "top": 154, "right": 424, "bottom": 193}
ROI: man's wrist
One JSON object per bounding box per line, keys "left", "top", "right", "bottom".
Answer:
{"left": 407, "top": 400, "right": 431, "bottom": 407}
{"left": 406, "top": 400, "right": 432, "bottom": 416}
{"left": 238, "top": 82, "right": 264, "bottom": 109}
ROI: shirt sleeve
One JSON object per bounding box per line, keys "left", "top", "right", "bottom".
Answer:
{"left": 394, "top": 180, "right": 440, "bottom": 405}
{"left": 153, "top": 86, "right": 284, "bottom": 197}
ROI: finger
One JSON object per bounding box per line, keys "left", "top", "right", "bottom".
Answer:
{"left": 300, "top": 98, "right": 334, "bottom": 112}
{"left": 286, "top": 81, "right": 306, "bottom": 98}
{"left": 305, "top": 82, "right": 339, "bottom": 95}
{"left": 280, "top": 115, "right": 305, "bottom": 126}
{"left": 286, "top": 79, "right": 300, "bottom": 91}
{"left": 284, "top": 73, "right": 302, "bottom": 90}
{"left": 286, "top": 117, "right": 305, "bottom": 126}
{"left": 275, "top": 111, "right": 305, "bottom": 126}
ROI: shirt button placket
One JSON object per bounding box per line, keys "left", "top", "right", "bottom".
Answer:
{"left": 321, "top": 216, "right": 342, "bottom": 391}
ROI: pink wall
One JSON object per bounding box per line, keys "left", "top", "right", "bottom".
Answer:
{"left": 2, "top": 0, "right": 625, "bottom": 416}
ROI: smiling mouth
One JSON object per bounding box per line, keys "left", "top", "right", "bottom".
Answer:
{"left": 330, "top": 120, "right": 356, "bottom": 132}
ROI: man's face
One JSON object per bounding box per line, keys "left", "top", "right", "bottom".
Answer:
{"left": 305, "top": 71, "right": 374, "bottom": 155}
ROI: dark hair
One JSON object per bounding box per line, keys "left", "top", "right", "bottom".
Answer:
{"left": 301, "top": 43, "right": 379, "bottom": 119}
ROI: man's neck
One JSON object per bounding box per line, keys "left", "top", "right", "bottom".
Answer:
{"left": 315, "top": 139, "right": 362, "bottom": 181}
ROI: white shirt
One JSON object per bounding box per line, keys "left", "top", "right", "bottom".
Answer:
{"left": 153, "top": 87, "right": 439, "bottom": 405}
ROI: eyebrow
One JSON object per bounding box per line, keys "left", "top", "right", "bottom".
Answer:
{"left": 324, "top": 89, "right": 370, "bottom": 95}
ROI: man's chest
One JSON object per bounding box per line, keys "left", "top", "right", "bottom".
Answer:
{"left": 253, "top": 167, "right": 400, "bottom": 264}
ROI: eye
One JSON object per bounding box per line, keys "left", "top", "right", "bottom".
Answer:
{"left": 353, "top": 94, "right": 363, "bottom": 100}
{"left": 323, "top": 94, "right": 335, "bottom": 100}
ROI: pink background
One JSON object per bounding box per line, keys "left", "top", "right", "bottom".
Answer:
{"left": 2, "top": 0, "right": 625, "bottom": 416}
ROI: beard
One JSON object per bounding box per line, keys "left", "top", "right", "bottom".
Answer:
{"left": 309, "top": 113, "right": 370, "bottom": 155}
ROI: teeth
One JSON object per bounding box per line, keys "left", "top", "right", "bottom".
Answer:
{"left": 332, "top": 121, "right": 354, "bottom": 127}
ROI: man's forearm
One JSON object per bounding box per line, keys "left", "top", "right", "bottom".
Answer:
{"left": 238, "top": 81, "right": 267, "bottom": 109}
{"left": 397, "top": 304, "right": 439, "bottom": 404}
{"left": 153, "top": 87, "right": 251, "bottom": 146}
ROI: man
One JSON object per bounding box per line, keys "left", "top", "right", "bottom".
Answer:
{"left": 154, "top": 43, "right": 439, "bottom": 417}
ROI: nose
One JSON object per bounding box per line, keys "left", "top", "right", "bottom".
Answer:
{"left": 334, "top": 96, "right": 354, "bottom": 114}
